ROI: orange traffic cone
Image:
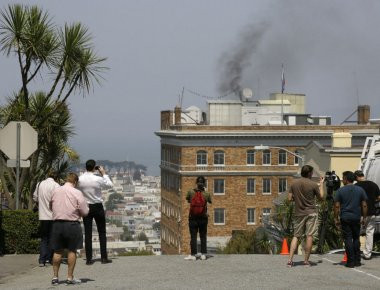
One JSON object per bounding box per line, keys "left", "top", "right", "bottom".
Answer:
{"left": 341, "top": 252, "right": 347, "bottom": 263}
{"left": 280, "top": 238, "right": 289, "bottom": 255}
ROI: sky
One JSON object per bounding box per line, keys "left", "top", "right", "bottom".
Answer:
{"left": 1, "top": 0, "right": 380, "bottom": 175}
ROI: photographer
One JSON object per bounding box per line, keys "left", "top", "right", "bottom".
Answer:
{"left": 185, "top": 176, "right": 211, "bottom": 261}
{"left": 334, "top": 171, "right": 368, "bottom": 268}
{"left": 354, "top": 170, "right": 380, "bottom": 260}
{"left": 78, "top": 160, "right": 113, "bottom": 265}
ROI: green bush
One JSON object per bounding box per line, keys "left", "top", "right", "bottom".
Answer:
{"left": 0, "top": 210, "right": 40, "bottom": 254}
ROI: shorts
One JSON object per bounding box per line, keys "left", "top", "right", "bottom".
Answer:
{"left": 293, "top": 214, "right": 318, "bottom": 237}
{"left": 51, "top": 220, "right": 83, "bottom": 251}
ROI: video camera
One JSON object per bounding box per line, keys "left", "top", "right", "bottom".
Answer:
{"left": 324, "top": 170, "right": 341, "bottom": 194}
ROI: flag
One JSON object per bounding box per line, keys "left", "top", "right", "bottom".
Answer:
{"left": 281, "top": 64, "right": 285, "bottom": 94}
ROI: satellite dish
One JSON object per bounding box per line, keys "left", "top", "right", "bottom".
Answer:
{"left": 241, "top": 88, "right": 253, "bottom": 100}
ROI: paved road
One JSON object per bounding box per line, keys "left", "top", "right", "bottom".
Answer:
{"left": 0, "top": 254, "right": 379, "bottom": 289}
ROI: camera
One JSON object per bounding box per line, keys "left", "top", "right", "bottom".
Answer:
{"left": 324, "top": 171, "right": 341, "bottom": 190}
{"left": 95, "top": 165, "right": 100, "bottom": 170}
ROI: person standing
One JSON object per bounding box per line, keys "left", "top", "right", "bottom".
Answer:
{"left": 50, "top": 173, "right": 89, "bottom": 285}
{"left": 354, "top": 170, "right": 380, "bottom": 260}
{"left": 33, "top": 171, "right": 60, "bottom": 267}
{"left": 78, "top": 160, "right": 113, "bottom": 265}
{"left": 287, "top": 165, "right": 324, "bottom": 267}
{"left": 334, "top": 171, "right": 368, "bottom": 268}
{"left": 185, "top": 176, "right": 212, "bottom": 261}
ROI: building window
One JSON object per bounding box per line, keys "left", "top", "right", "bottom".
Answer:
{"left": 263, "top": 178, "right": 271, "bottom": 194}
{"left": 294, "top": 150, "right": 300, "bottom": 165}
{"left": 247, "top": 178, "right": 255, "bottom": 194}
{"left": 214, "top": 150, "right": 225, "bottom": 165}
{"left": 278, "top": 150, "right": 287, "bottom": 165}
{"left": 196, "top": 150, "right": 207, "bottom": 165}
{"left": 263, "top": 150, "right": 271, "bottom": 165}
{"left": 262, "top": 208, "right": 271, "bottom": 223}
{"left": 247, "top": 208, "right": 256, "bottom": 224}
{"left": 279, "top": 178, "right": 287, "bottom": 193}
{"left": 214, "top": 179, "right": 225, "bottom": 194}
{"left": 214, "top": 208, "right": 225, "bottom": 225}
{"left": 247, "top": 150, "right": 255, "bottom": 165}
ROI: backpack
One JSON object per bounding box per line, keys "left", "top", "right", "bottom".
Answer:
{"left": 190, "top": 190, "right": 206, "bottom": 217}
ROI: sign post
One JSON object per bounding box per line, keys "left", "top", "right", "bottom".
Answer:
{"left": 0, "top": 122, "right": 38, "bottom": 209}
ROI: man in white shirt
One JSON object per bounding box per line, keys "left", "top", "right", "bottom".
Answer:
{"left": 78, "top": 160, "right": 113, "bottom": 265}
{"left": 33, "top": 170, "right": 60, "bottom": 267}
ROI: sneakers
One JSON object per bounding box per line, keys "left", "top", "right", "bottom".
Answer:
{"left": 200, "top": 254, "right": 207, "bottom": 260}
{"left": 184, "top": 255, "right": 196, "bottom": 261}
{"left": 51, "top": 277, "right": 59, "bottom": 286}
{"left": 362, "top": 256, "right": 372, "bottom": 260}
{"left": 65, "top": 278, "right": 81, "bottom": 285}
{"left": 39, "top": 263, "right": 45, "bottom": 267}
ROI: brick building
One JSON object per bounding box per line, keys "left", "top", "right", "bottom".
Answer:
{"left": 156, "top": 107, "right": 379, "bottom": 255}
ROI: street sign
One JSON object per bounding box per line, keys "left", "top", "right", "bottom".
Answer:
{"left": 6, "top": 159, "right": 30, "bottom": 168}
{"left": 0, "top": 121, "right": 38, "bottom": 159}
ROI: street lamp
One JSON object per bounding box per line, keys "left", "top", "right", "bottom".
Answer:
{"left": 254, "top": 145, "right": 304, "bottom": 166}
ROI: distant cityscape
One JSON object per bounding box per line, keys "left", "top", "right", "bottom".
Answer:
{"left": 73, "top": 161, "right": 161, "bottom": 256}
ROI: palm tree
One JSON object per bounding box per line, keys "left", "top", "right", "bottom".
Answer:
{"left": 0, "top": 4, "right": 107, "bottom": 209}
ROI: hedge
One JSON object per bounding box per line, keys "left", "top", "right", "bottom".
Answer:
{"left": 0, "top": 210, "right": 40, "bottom": 254}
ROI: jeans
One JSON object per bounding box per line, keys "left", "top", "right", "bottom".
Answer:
{"left": 39, "top": 220, "right": 53, "bottom": 264}
{"left": 341, "top": 219, "right": 361, "bottom": 265}
{"left": 189, "top": 217, "right": 208, "bottom": 255}
{"left": 83, "top": 203, "right": 107, "bottom": 261}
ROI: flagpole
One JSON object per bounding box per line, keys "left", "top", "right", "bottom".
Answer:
{"left": 281, "top": 64, "right": 284, "bottom": 126}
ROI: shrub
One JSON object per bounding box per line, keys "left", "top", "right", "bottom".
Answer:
{"left": 0, "top": 210, "right": 40, "bottom": 254}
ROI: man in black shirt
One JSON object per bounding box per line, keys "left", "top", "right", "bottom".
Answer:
{"left": 354, "top": 170, "right": 380, "bottom": 260}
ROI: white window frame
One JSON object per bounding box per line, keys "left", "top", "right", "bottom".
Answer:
{"left": 278, "top": 150, "right": 287, "bottom": 165}
{"left": 196, "top": 150, "right": 207, "bottom": 166}
{"left": 213, "top": 179, "right": 225, "bottom": 195}
{"left": 262, "top": 178, "right": 271, "bottom": 195}
{"left": 294, "top": 150, "right": 300, "bottom": 165}
{"left": 262, "top": 150, "right": 271, "bottom": 165}
{"left": 247, "top": 178, "right": 255, "bottom": 195}
{"left": 247, "top": 208, "right": 256, "bottom": 225}
{"left": 214, "top": 208, "right": 225, "bottom": 225}
{"left": 213, "top": 150, "right": 225, "bottom": 166}
{"left": 278, "top": 178, "right": 287, "bottom": 194}
{"left": 246, "top": 150, "right": 255, "bottom": 166}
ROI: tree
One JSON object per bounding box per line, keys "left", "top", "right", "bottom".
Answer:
{"left": 105, "top": 193, "right": 123, "bottom": 211}
{"left": 0, "top": 4, "right": 106, "bottom": 209}
{"left": 136, "top": 231, "right": 148, "bottom": 243}
{"left": 121, "top": 226, "right": 133, "bottom": 241}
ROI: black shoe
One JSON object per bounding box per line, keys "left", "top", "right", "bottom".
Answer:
{"left": 345, "top": 263, "right": 355, "bottom": 268}
{"left": 86, "top": 260, "right": 95, "bottom": 265}
{"left": 101, "top": 258, "right": 112, "bottom": 264}
{"left": 355, "top": 262, "right": 362, "bottom": 267}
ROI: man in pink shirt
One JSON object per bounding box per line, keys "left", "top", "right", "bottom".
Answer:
{"left": 50, "top": 173, "right": 89, "bottom": 286}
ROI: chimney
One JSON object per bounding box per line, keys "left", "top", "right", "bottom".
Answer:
{"left": 160, "top": 110, "right": 173, "bottom": 130}
{"left": 174, "top": 106, "right": 182, "bottom": 125}
{"left": 357, "top": 105, "right": 370, "bottom": 125}
{"left": 332, "top": 132, "right": 352, "bottom": 148}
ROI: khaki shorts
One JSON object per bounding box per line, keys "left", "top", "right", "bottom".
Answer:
{"left": 293, "top": 214, "right": 318, "bottom": 237}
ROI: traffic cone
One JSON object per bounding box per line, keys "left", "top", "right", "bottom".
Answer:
{"left": 280, "top": 238, "right": 289, "bottom": 255}
{"left": 341, "top": 252, "right": 347, "bottom": 263}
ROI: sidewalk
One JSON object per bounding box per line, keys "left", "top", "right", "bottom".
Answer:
{"left": 0, "top": 254, "right": 38, "bottom": 284}
{"left": 1, "top": 254, "right": 379, "bottom": 289}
